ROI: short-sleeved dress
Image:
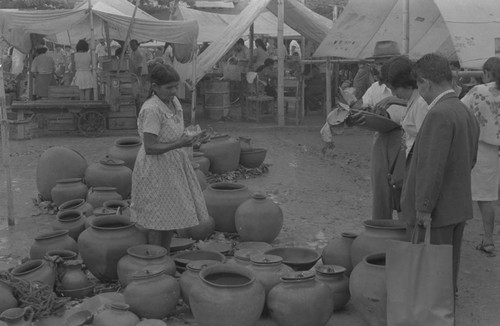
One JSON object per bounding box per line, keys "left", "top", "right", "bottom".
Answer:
{"left": 72, "top": 52, "right": 93, "bottom": 90}
{"left": 131, "top": 95, "right": 208, "bottom": 230}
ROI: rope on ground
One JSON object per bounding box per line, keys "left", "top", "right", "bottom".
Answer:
{"left": 206, "top": 164, "right": 271, "bottom": 184}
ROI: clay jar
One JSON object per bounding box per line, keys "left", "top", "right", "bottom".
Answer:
{"left": 179, "top": 260, "right": 220, "bottom": 306}
{"left": 238, "top": 136, "right": 253, "bottom": 152}
{"left": 84, "top": 208, "right": 122, "bottom": 228}
{"left": 50, "top": 178, "right": 88, "bottom": 207}
{"left": 94, "top": 303, "right": 139, "bottom": 326}
{"left": 235, "top": 194, "right": 283, "bottom": 243}
{"left": 192, "top": 151, "right": 210, "bottom": 175}
{"left": 177, "top": 215, "right": 215, "bottom": 241}
{"left": 192, "top": 162, "right": 208, "bottom": 190}
{"left": 203, "top": 183, "right": 253, "bottom": 233}
{"left": 315, "top": 265, "right": 350, "bottom": 311}
{"left": 322, "top": 232, "right": 357, "bottom": 276}
{"left": 124, "top": 269, "right": 180, "bottom": 319}
{"left": 0, "top": 281, "right": 17, "bottom": 314}
{"left": 10, "top": 259, "right": 56, "bottom": 288}
{"left": 59, "top": 199, "right": 93, "bottom": 217}
{"left": 0, "top": 306, "right": 34, "bottom": 326}
{"left": 189, "top": 264, "right": 265, "bottom": 326}
{"left": 86, "top": 187, "right": 122, "bottom": 209}
{"left": 350, "top": 220, "right": 407, "bottom": 268}
{"left": 199, "top": 134, "right": 241, "bottom": 174}
{"left": 267, "top": 271, "right": 334, "bottom": 326}
{"left": 30, "top": 230, "right": 78, "bottom": 259}
{"left": 84, "top": 157, "right": 132, "bottom": 199}
{"left": 117, "top": 244, "right": 176, "bottom": 287}
{"left": 349, "top": 253, "right": 387, "bottom": 326}
{"left": 108, "top": 136, "right": 142, "bottom": 171}
{"left": 59, "top": 261, "right": 91, "bottom": 290}
{"left": 78, "top": 215, "right": 147, "bottom": 282}
{"left": 36, "top": 146, "right": 88, "bottom": 201}
{"left": 52, "top": 210, "right": 87, "bottom": 240}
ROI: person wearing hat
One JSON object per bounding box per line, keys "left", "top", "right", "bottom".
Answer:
{"left": 30, "top": 46, "right": 56, "bottom": 99}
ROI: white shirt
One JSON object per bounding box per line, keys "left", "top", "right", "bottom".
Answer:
{"left": 362, "top": 82, "right": 392, "bottom": 108}
{"left": 401, "top": 89, "right": 430, "bottom": 155}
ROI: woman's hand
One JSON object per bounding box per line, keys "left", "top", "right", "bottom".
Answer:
{"left": 346, "top": 110, "right": 366, "bottom": 126}
{"left": 177, "top": 134, "right": 197, "bottom": 148}
{"left": 374, "top": 96, "right": 407, "bottom": 112}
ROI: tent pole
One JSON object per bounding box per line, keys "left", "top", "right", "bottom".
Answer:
{"left": 402, "top": 0, "right": 409, "bottom": 55}
{"left": 249, "top": 24, "right": 254, "bottom": 70}
{"left": 118, "top": 0, "right": 140, "bottom": 81}
{"left": 325, "top": 57, "right": 332, "bottom": 115}
{"left": 0, "top": 41, "right": 15, "bottom": 226}
{"left": 277, "top": 0, "right": 285, "bottom": 126}
{"left": 191, "top": 40, "right": 197, "bottom": 125}
{"left": 104, "top": 21, "right": 112, "bottom": 57}
{"left": 88, "top": 0, "right": 98, "bottom": 100}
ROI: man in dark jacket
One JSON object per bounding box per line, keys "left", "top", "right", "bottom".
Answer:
{"left": 401, "top": 53, "right": 480, "bottom": 292}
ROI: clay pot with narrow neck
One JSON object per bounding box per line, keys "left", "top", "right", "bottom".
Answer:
{"left": 248, "top": 254, "right": 294, "bottom": 296}
{"left": 179, "top": 260, "right": 220, "bottom": 306}
{"left": 315, "top": 265, "right": 350, "bottom": 311}
{"left": 322, "top": 232, "right": 357, "bottom": 276}
{"left": 10, "top": 259, "right": 56, "bottom": 288}
{"left": 0, "top": 306, "right": 34, "bottom": 326}
{"left": 58, "top": 199, "right": 93, "bottom": 217}
{"left": 30, "top": 230, "right": 78, "bottom": 259}
{"left": 84, "top": 157, "right": 132, "bottom": 199}
{"left": 86, "top": 187, "right": 123, "bottom": 209}
{"left": 199, "top": 134, "right": 241, "bottom": 174}
{"left": 0, "top": 281, "right": 17, "bottom": 315}
{"left": 51, "top": 178, "right": 88, "bottom": 207}
{"left": 108, "top": 136, "right": 142, "bottom": 170}
{"left": 192, "top": 151, "right": 210, "bottom": 175}
{"left": 52, "top": 209, "right": 87, "bottom": 240}
{"left": 94, "top": 303, "right": 139, "bottom": 326}
{"left": 59, "top": 261, "right": 91, "bottom": 290}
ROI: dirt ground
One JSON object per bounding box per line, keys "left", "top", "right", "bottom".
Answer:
{"left": 0, "top": 112, "right": 499, "bottom": 325}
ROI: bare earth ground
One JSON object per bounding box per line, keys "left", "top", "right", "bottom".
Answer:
{"left": 0, "top": 113, "right": 499, "bottom": 325}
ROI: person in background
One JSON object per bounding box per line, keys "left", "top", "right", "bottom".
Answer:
{"left": 31, "top": 46, "right": 56, "bottom": 99}
{"left": 253, "top": 38, "right": 269, "bottom": 71}
{"left": 131, "top": 64, "right": 208, "bottom": 252}
{"left": 303, "top": 64, "right": 325, "bottom": 111}
{"left": 289, "top": 40, "right": 301, "bottom": 58}
{"left": 256, "top": 58, "right": 277, "bottom": 98}
{"left": 353, "top": 61, "right": 375, "bottom": 101}
{"left": 71, "top": 39, "right": 94, "bottom": 100}
{"left": 163, "top": 42, "right": 174, "bottom": 66}
{"left": 130, "top": 39, "right": 150, "bottom": 104}
{"left": 233, "top": 38, "right": 249, "bottom": 63}
{"left": 461, "top": 57, "right": 500, "bottom": 255}
{"left": 96, "top": 39, "right": 107, "bottom": 60}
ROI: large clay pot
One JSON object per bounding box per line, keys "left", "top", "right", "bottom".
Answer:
{"left": 322, "top": 232, "right": 357, "bottom": 276}
{"left": 84, "top": 157, "right": 132, "bottom": 199}
{"left": 94, "top": 303, "right": 139, "bottom": 326}
{"left": 117, "top": 244, "right": 176, "bottom": 287}
{"left": 0, "top": 306, "right": 34, "bottom": 326}
{"left": 50, "top": 178, "right": 88, "bottom": 206}
{"left": 108, "top": 137, "right": 142, "bottom": 171}
{"left": 203, "top": 183, "right": 253, "bottom": 233}
{"left": 315, "top": 265, "right": 350, "bottom": 311}
{"left": 349, "top": 253, "right": 387, "bottom": 326}
{"left": 30, "top": 230, "right": 78, "bottom": 259}
{"left": 52, "top": 210, "right": 87, "bottom": 241}
{"left": 267, "top": 270, "right": 334, "bottom": 326}
{"left": 200, "top": 134, "right": 241, "bottom": 174}
{"left": 84, "top": 208, "right": 124, "bottom": 228}
{"left": 36, "top": 146, "right": 88, "bottom": 201}
{"left": 192, "top": 151, "right": 210, "bottom": 175}
{"left": 59, "top": 199, "right": 93, "bottom": 217}
{"left": 86, "top": 187, "right": 123, "bottom": 209}
{"left": 179, "top": 260, "right": 220, "bottom": 306}
{"left": 350, "top": 220, "right": 407, "bottom": 268}
{"left": 124, "top": 269, "right": 180, "bottom": 319}
{"left": 10, "top": 259, "right": 56, "bottom": 288}
{"left": 190, "top": 264, "right": 265, "bottom": 326}
{"left": 192, "top": 162, "right": 208, "bottom": 190}
{"left": 235, "top": 194, "right": 283, "bottom": 243}
{"left": 177, "top": 215, "right": 215, "bottom": 240}
{"left": 0, "top": 281, "right": 17, "bottom": 314}
{"left": 59, "top": 262, "right": 91, "bottom": 290}
{"left": 78, "top": 215, "right": 147, "bottom": 281}
{"left": 239, "top": 148, "right": 267, "bottom": 168}
{"left": 45, "top": 249, "right": 78, "bottom": 280}
{"left": 248, "top": 254, "right": 293, "bottom": 296}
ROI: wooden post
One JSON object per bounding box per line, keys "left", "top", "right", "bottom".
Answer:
{"left": 104, "top": 21, "right": 112, "bottom": 57}
{"left": 88, "top": 0, "right": 98, "bottom": 100}
{"left": 0, "top": 42, "right": 15, "bottom": 226}
{"left": 249, "top": 24, "right": 254, "bottom": 70}
{"left": 325, "top": 57, "right": 332, "bottom": 115}
{"left": 333, "top": 61, "right": 339, "bottom": 109}
{"left": 276, "top": 0, "right": 285, "bottom": 126}
{"left": 191, "top": 40, "right": 197, "bottom": 125}
{"left": 402, "top": 0, "right": 410, "bottom": 55}
{"left": 118, "top": 0, "right": 140, "bottom": 80}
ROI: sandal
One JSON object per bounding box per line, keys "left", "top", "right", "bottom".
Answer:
{"left": 476, "top": 241, "right": 495, "bottom": 254}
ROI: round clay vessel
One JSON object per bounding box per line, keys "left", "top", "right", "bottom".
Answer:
{"left": 84, "top": 207, "right": 124, "bottom": 228}
{"left": 108, "top": 136, "right": 142, "bottom": 170}
{"left": 36, "top": 146, "right": 87, "bottom": 201}
{"left": 59, "top": 262, "right": 91, "bottom": 290}
{"left": 86, "top": 187, "right": 123, "bottom": 209}
{"left": 192, "top": 162, "right": 208, "bottom": 190}
{"left": 10, "top": 259, "right": 56, "bottom": 288}
{"left": 192, "top": 151, "right": 210, "bottom": 175}
{"left": 179, "top": 260, "right": 220, "bottom": 306}
{"left": 267, "top": 270, "right": 334, "bottom": 326}
{"left": 59, "top": 199, "right": 93, "bottom": 217}
{"left": 0, "top": 281, "right": 17, "bottom": 314}
{"left": 84, "top": 157, "right": 132, "bottom": 199}
{"left": 189, "top": 264, "right": 265, "bottom": 326}
{"left": 94, "top": 303, "right": 139, "bottom": 326}
{"left": 30, "top": 230, "right": 78, "bottom": 259}
{"left": 51, "top": 178, "right": 88, "bottom": 207}
{"left": 239, "top": 148, "right": 267, "bottom": 168}
{"left": 237, "top": 136, "right": 253, "bottom": 152}
{"left": 0, "top": 306, "right": 34, "bottom": 326}
{"left": 322, "top": 232, "right": 357, "bottom": 276}
{"left": 350, "top": 220, "right": 407, "bottom": 268}
{"left": 52, "top": 210, "right": 87, "bottom": 240}
{"left": 226, "top": 249, "right": 259, "bottom": 268}
{"left": 315, "top": 265, "right": 350, "bottom": 311}
{"left": 177, "top": 215, "right": 215, "bottom": 240}
{"left": 235, "top": 194, "right": 283, "bottom": 243}
{"left": 78, "top": 215, "right": 147, "bottom": 281}
{"left": 249, "top": 255, "right": 293, "bottom": 295}
{"left": 203, "top": 183, "right": 253, "bottom": 233}
{"left": 117, "top": 244, "right": 176, "bottom": 287}
{"left": 349, "top": 253, "right": 387, "bottom": 326}
{"left": 200, "top": 134, "right": 241, "bottom": 174}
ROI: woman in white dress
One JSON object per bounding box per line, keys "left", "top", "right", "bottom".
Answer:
{"left": 71, "top": 39, "right": 94, "bottom": 100}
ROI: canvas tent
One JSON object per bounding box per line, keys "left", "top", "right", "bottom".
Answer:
{"left": 314, "top": 0, "right": 500, "bottom": 69}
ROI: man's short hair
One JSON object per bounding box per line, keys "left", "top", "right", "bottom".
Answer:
{"left": 483, "top": 57, "right": 500, "bottom": 72}
{"left": 412, "top": 53, "right": 452, "bottom": 84}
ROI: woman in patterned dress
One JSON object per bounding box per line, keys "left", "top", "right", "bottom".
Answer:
{"left": 71, "top": 39, "right": 94, "bottom": 100}
{"left": 131, "top": 64, "right": 209, "bottom": 252}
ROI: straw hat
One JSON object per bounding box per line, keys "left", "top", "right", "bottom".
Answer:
{"left": 366, "top": 40, "right": 401, "bottom": 60}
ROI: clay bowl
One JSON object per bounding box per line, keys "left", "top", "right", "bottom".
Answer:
{"left": 239, "top": 148, "right": 267, "bottom": 168}
{"left": 173, "top": 250, "right": 226, "bottom": 272}
{"left": 65, "top": 310, "right": 94, "bottom": 326}
{"left": 56, "top": 281, "right": 96, "bottom": 299}
{"left": 170, "top": 237, "right": 196, "bottom": 253}
{"left": 264, "top": 247, "right": 321, "bottom": 271}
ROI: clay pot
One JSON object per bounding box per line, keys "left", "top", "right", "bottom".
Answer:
{"left": 86, "top": 187, "right": 123, "bottom": 209}
{"left": 10, "top": 259, "right": 56, "bottom": 288}
{"left": 267, "top": 271, "right": 334, "bottom": 326}
{"left": 192, "top": 151, "right": 210, "bottom": 175}
{"left": 78, "top": 215, "right": 147, "bottom": 281}
{"left": 45, "top": 249, "right": 78, "bottom": 280}
{"left": 177, "top": 215, "right": 215, "bottom": 240}
{"left": 235, "top": 194, "right": 283, "bottom": 243}
{"left": 52, "top": 210, "right": 87, "bottom": 240}
{"left": 226, "top": 249, "right": 258, "bottom": 267}
{"left": 58, "top": 199, "right": 93, "bottom": 217}
{"left": 124, "top": 269, "right": 180, "bottom": 319}
{"left": 203, "top": 183, "right": 253, "bottom": 233}
{"left": 50, "top": 178, "right": 88, "bottom": 207}
{"left": 117, "top": 244, "right": 176, "bottom": 287}
{"left": 0, "top": 281, "right": 17, "bottom": 314}
{"left": 349, "top": 253, "right": 387, "bottom": 326}
{"left": 36, "top": 146, "right": 88, "bottom": 201}
{"left": 84, "top": 157, "right": 132, "bottom": 199}
{"left": 59, "top": 262, "right": 91, "bottom": 290}
{"left": 103, "top": 200, "right": 131, "bottom": 217}
{"left": 84, "top": 208, "right": 124, "bottom": 228}
{"left": 94, "top": 303, "right": 139, "bottom": 326}
{"left": 350, "top": 220, "right": 407, "bottom": 268}
{"left": 239, "top": 148, "right": 267, "bottom": 168}
{"left": 200, "top": 134, "right": 241, "bottom": 174}
{"left": 315, "top": 265, "right": 350, "bottom": 311}
{"left": 30, "top": 230, "right": 78, "bottom": 259}
{"left": 108, "top": 136, "right": 142, "bottom": 170}
{"left": 0, "top": 306, "right": 34, "bottom": 326}
{"left": 238, "top": 136, "right": 253, "bottom": 152}
{"left": 179, "top": 260, "right": 220, "bottom": 306}
{"left": 189, "top": 264, "right": 265, "bottom": 326}
{"left": 322, "top": 232, "right": 357, "bottom": 276}
{"left": 192, "top": 162, "right": 208, "bottom": 190}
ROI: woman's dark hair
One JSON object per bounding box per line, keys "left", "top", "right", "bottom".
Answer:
{"left": 236, "top": 38, "right": 245, "bottom": 46}
{"left": 148, "top": 64, "right": 180, "bottom": 97}
{"left": 35, "top": 47, "right": 47, "bottom": 55}
{"left": 412, "top": 53, "right": 452, "bottom": 84}
{"left": 76, "top": 39, "right": 89, "bottom": 52}
{"left": 255, "top": 38, "right": 266, "bottom": 51}
{"left": 489, "top": 59, "right": 500, "bottom": 89}
{"left": 483, "top": 57, "right": 500, "bottom": 72}
{"left": 387, "top": 56, "right": 417, "bottom": 89}
{"left": 379, "top": 62, "right": 390, "bottom": 85}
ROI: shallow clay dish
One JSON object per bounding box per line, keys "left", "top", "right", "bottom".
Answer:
{"left": 264, "top": 247, "right": 321, "bottom": 271}
{"left": 170, "top": 238, "right": 196, "bottom": 252}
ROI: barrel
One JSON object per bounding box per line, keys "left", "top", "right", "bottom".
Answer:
{"left": 204, "top": 80, "right": 231, "bottom": 120}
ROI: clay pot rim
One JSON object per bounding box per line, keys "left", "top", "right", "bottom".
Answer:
{"left": 240, "top": 148, "right": 267, "bottom": 155}
{"left": 130, "top": 268, "right": 170, "bottom": 280}
{"left": 45, "top": 249, "right": 78, "bottom": 260}
{"left": 56, "top": 209, "right": 83, "bottom": 222}
{"left": 341, "top": 232, "right": 358, "bottom": 238}
{"left": 193, "top": 151, "right": 205, "bottom": 157}
{"left": 34, "top": 229, "right": 69, "bottom": 241}
{"left": 90, "top": 186, "right": 119, "bottom": 192}
{"left": 315, "top": 264, "right": 346, "bottom": 276}
{"left": 363, "top": 220, "right": 406, "bottom": 230}
{"left": 264, "top": 247, "right": 321, "bottom": 266}
{"left": 362, "top": 253, "right": 386, "bottom": 268}
{"left": 55, "top": 177, "right": 84, "bottom": 184}
{"left": 173, "top": 250, "right": 226, "bottom": 267}
{"left": 280, "top": 270, "right": 316, "bottom": 282}
{"left": 252, "top": 193, "right": 267, "bottom": 200}
{"left": 126, "top": 244, "right": 168, "bottom": 259}
{"left": 11, "top": 259, "right": 45, "bottom": 276}
{"left": 186, "top": 260, "right": 220, "bottom": 272}
{"left": 106, "top": 302, "right": 131, "bottom": 311}
{"left": 99, "top": 156, "right": 126, "bottom": 166}
{"left": 114, "top": 137, "right": 142, "bottom": 147}
{"left": 59, "top": 198, "right": 86, "bottom": 211}
{"left": 199, "top": 264, "right": 255, "bottom": 288}
{"left": 250, "top": 254, "right": 283, "bottom": 265}
{"left": 191, "top": 162, "right": 201, "bottom": 169}
{"left": 103, "top": 200, "right": 129, "bottom": 209}
{"left": 208, "top": 183, "right": 247, "bottom": 192}
{"left": 89, "top": 215, "right": 136, "bottom": 230}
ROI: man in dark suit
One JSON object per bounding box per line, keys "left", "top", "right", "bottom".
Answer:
{"left": 401, "top": 53, "right": 480, "bottom": 292}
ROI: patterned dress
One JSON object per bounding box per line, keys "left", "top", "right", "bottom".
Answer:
{"left": 131, "top": 95, "right": 208, "bottom": 230}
